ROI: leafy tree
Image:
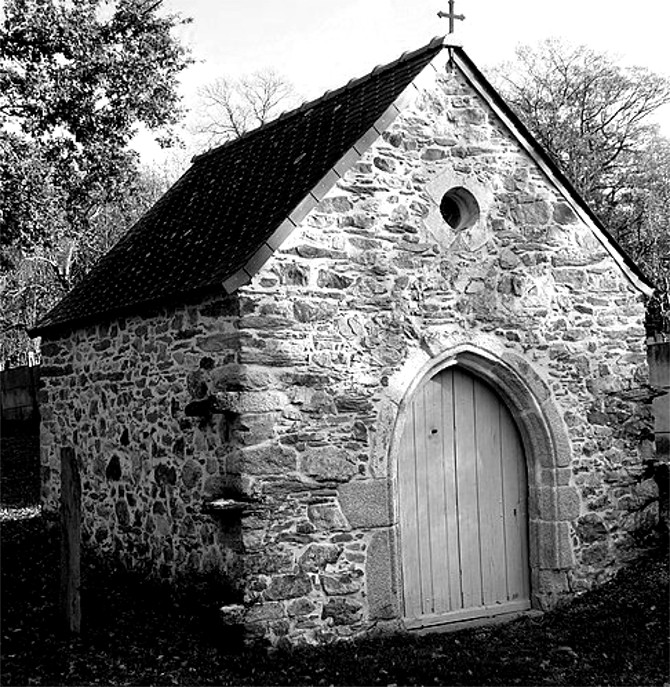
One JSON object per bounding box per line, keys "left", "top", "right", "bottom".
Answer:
{"left": 0, "top": 159, "right": 171, "bottom": 364}
{"left": 195, "top": 69, "right": 299, "bottom": 147}
{"left": 0, "top": 0, "right": 191, "bottom": 362}
{"left": 490, "top": 39, "right": 670, "bottom": 336}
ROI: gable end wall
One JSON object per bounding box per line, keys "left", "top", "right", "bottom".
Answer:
{"left": 223, "top": 64, "right": 654, "bottom": 643}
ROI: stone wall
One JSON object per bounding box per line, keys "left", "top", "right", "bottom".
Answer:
{"left": 39, "top": 63, "right": 656, "bottom": 646}
{"left": 39, "top": 295, "right": 248, "bottom": 586}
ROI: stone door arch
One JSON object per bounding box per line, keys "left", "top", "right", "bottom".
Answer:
{"left": 383, "top": 344, "right": 578, "bottom": 626}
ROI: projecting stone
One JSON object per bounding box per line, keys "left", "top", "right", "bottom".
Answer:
{"left": 232, "top": 413, "right": 277, "bottom": 446}
{"left": 219, "top": 604, "right": 245, "bottom": 625}
{"left": 211, "top": 365, "right": 274, "bottom": 391}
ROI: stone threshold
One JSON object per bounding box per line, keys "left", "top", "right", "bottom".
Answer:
{"left": 407, "top": 604, "right": 542, "bottom": 636}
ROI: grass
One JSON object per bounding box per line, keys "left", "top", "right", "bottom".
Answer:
{"left": 1, "top": 512, "right": 668, "bottom": 686}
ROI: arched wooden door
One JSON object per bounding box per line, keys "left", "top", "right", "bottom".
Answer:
{"left": 398, "top": 366, "right": 530, "bottom": 628}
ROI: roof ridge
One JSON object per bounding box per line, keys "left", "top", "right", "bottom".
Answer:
{"left": 191, "top": 35, "right": 446, "bottom": 165}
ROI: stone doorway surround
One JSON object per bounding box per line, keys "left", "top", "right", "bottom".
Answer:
{"left": 373, "top": 334, "right": 579, "bottom": 625}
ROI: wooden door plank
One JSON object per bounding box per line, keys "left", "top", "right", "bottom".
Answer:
{"left": 441, "top": 369, "right": 462, "bottom": 612}
{"left": 398, "top": 404, "right": 422, "bottom": 618}
{"left": 474, "top": 380, "right": 507, "bottom": 605}
{"left": 453, "top": 369, "right": 482, "bottom": 609}
{"left": 425, "top": 375, "right": 450, "bottom": 615}
{"left": 414, "top": 384, "right": 435, "bottom": 615}
{"left": 500, "top": 407, "right": 530, "bottom": 603}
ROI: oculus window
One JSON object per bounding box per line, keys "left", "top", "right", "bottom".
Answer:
{"left": 440, "top": 187, "right": 480, "bottom": 231}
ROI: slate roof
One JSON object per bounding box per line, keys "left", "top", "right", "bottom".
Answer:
{"left": 32, "top": 39, "right": 443, "bottom": 336}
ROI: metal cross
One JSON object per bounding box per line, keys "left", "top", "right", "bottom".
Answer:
{"left": 437, "top": 0, "right": 465, "bottom": 34}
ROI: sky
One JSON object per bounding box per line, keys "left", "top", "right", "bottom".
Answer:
{"left": 135, "top": 0, "right": 670, "bottom": 166}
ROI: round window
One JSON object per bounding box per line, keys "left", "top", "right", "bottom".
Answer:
{"left": 439, "top": 187, "right": 480, "bottom": 231}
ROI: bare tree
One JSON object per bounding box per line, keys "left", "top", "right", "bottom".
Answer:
{"left": 489, "top": 39, "right": 670, "bottom": 203}
{"left": 489, "top": 39, "right": 670, "bottom": 336}
{"left": 195, "top": 70, "right": 299, "bottom": 147}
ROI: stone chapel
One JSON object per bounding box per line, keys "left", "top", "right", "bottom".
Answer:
{"left": 32, "top": 37, "right": 658, "bottom": 646}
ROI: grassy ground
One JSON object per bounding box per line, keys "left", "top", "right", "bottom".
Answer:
{"left": 1, "top": 512, "right": 668, "bottom": 686}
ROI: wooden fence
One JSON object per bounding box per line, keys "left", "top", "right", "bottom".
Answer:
{"left": 1, "top": 364, "right": 40, "bottom": 426}
{"left": 1, "top": 364, "right": 41, "bottom": 504}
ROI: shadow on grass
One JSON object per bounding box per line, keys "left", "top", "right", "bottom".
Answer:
{"left": 1, "top": 514, "right": 668, "bottom": 686}
{"left": 0, "top": 420, "right": 40, "bottom": 507}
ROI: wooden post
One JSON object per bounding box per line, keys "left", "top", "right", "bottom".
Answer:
{"left": 60, "top": 446, "right": 81, "bottom": 634}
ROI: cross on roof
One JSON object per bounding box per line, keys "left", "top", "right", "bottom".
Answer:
{"left": 437, "top": 0, "right": 465, "bottom": 34}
